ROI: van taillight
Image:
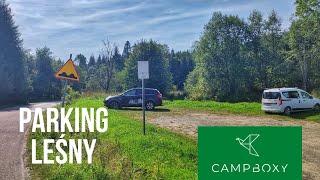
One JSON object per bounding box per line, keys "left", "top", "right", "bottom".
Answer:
{"left": 277, "top": 98, "right": 283, "bottom": 105}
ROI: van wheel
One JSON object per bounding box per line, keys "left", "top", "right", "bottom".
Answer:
{"left": 284, "top": 107, "right": 291, "bottom": 115}
{"left": 314, "top": 104, "right": 320, "bottom": 112}
{"left": 145, "top": 101, "right": 155, "bottom": 110}
{"left": 109, "top": 101, "right": 120, "bottom": 109}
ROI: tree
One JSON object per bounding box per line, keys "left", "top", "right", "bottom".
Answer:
{"left": 287, "top": 0, "right": 320, "bottom": 91}
{"left": 247, "top": 10, "right": 265, "bottom": 91}
{"left": 32, "top": 47, "right": 61, "bottom": 100}
{"left": 88, "top": 55, "right": 95, "bottom": 67}
{"left": 96, "top": 55, "right": 102, "bottom": 65}
{"left": 94, "top": 40, "right": 117, "bottom": 92}
{"left": 74, "top": 54, "right": 87, "bottom": 91}
{"left": 122, "top": 41, "right": 131, "bottom": 59}
{"left": 169, "top": 50, "right": 194, "bottom": 90}
{"left": 114, "top": 46, "right": 124, "bottom": 71}
{"left": 75, "top": 54, "right": 87, "bottom": 70}
{"left": 122, "top": 40, "right": 172, "bottom": 94}
{"left": 0, "top": 0, "right": 27, "bottom": 104}
{"left": 185, "top": 12, "right": 250, "bottom": 101}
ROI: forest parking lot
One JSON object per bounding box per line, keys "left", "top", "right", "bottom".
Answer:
{"left": 26, "top": 96, "right": 320, "bottom": 180}
{"left": 119, "top": 100, "right": 320, "bottom": 180}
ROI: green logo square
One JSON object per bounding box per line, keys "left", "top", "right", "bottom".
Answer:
{"left": 198, "top": 126, "right": 302, "bottom": 180}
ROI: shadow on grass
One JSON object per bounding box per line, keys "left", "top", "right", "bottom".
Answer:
{"left": 289, "top": 111, "right": 320, "bottom": 120}
{"left": 265, "top": 110, "right": 320, "bottom": 121}
{"left": 116, "top": 107, "right": 171, "bottom": 112}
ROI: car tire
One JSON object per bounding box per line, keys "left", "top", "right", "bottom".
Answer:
{"left": 284, "top": 107, "right": 291, "bottom": 115}
{"left": 313, "top": 104, "right": 320, "bottom": 112}
{"left": 145, "top": 101, "right": 155, "bottom": 110}
{"left": 109, "top": 101, "right": 120, "bottom": 109}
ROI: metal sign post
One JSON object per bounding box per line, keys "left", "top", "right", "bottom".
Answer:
{"left": 55, "top": 54, "right": 78, "bottom": 130}
{"left": 142, "top": 78, "right": 145, "bottom": 135}
{"left": 138, "top": 61, "right": 149, "bottom": 135}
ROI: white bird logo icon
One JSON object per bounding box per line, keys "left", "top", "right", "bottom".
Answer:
{"left": 236, "top": 134, "right": 260, "bottom": 157}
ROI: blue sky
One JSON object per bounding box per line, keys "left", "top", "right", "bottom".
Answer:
{"left": 8, "top": 0, "right": 295, "bottom": 60}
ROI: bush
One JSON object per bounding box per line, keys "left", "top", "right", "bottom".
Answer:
{"left": 65, "top": 86, "right": 81, "bottom": 105}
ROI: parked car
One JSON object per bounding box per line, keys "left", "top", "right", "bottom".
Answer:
{"left": 104, "top": 88, "right": 163, "bottom": 110}
{"left": 261, "top": 87, "right": 320, "bottom": 115}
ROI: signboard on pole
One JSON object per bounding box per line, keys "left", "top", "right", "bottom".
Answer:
{"left": 138, "top": 61, "right": 149, "bottom": 135}
{"left": 55, "top": 58, "right": 80, "bottom": 82}
{"left": 138, "top": 61, "right": 149, "bottom": 79}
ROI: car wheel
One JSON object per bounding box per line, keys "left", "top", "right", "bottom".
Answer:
{"left": 145, "top": 101, "right": 155, "bottom": 110}
{"left": 313, "top": 104, "right": 320, "bottom": 112}
{"left": 109, "top": 101, "right": 120, "bottom": 109}
{"left": 284, "top": 107, "right": 291, "bottom": 115}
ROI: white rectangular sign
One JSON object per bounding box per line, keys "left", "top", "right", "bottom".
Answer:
{"left": 138, "top": 61, "right": 149, "bottom": 79}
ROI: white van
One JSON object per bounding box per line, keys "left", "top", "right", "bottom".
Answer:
{"left": 261, "top": 88, "right": 320, "bottom": 115}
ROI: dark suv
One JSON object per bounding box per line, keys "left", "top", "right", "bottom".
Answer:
{"left": 104, "top": 88, "right": 163, "bottom": 110}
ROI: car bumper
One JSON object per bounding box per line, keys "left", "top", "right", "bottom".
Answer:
{"left": 262, "top": 106, "right": 283, "bottom": 113}
{"left": 103, "top": 100, "right": 108, "bottom": 107}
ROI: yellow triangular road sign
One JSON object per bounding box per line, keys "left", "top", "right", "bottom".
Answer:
{"left": 55, "top": 59, "right": 80, "bottom": 82}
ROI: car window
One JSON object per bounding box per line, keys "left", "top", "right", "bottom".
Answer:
{"left": 124, "top": 89, "right": 136, "bottom": 96}
{"left": 301, "top": 91, "right": 312, "bottom": 99}
{"left": 282, "top": 92, "right": 289, "bottom": 98}
{"left": 135, "top": 89, "right": 142, "bottom": 95}
{"left": 146, "top": 89, "right": 156, "bottom": 95}
{"left": 287, "top": 91, "right": 300, "bottom": 99}
{"left": 263, "top": 92, "right": 280, "bottom": 99}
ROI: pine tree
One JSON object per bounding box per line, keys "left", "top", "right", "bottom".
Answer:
{"left": 122, "top": 41, "right": 131, "bottom": 59}
{"left": 75, "top": 54, "right": 87, "bottom": 70}
{"left": 0, "top": 0, "right": 27, "bottom": 104}
{"left": 114, "top": 46, "right": 124, "bottom": 71}
{"left": 32, "top": 47, "right": 60, "bottom": 100}
{"left": 96, "top": 55, "right": 102, "bottom": 65}
{"left": 88, "top": 55, "right": 95, "bottom": 67}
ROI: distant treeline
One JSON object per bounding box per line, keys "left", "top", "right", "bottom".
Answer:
{"left": 1, "top": 0, "right": 319, "bottom": 104}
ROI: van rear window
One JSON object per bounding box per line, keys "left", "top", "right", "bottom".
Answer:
{"left": 263, "top": 92, "right": 280, "bottom": 99}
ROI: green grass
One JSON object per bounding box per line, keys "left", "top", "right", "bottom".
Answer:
{"left": 163, "top": 100, "right": 320, "bottom": 122}
{"left": 164, "top": 100, "right": 263, "bottom": 115}
{"left": 28, "top": 96, "right": 197, "bottom": 179}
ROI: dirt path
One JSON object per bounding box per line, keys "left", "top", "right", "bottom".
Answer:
{"left": 0, "top": 102, "right": 59, "bottom": 180}
{"left": 150, "top": 112, "right": 320, "bottom": 180}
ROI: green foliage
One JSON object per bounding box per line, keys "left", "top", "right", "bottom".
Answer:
{"left": 0, "top": 0, "right": 27, "bottom": 104}
{"left": 122, "top": 40, "right": 131, "bottom": 60}
{"left": 65, "top": 85, "right": 81, "bottom": 105}
{"left": 123, "top": 40, "right": 172, "bottom": 94}
{"left": 169, "top": 50, "right": 194, "bottom": 90}
{"left": 185, "top": 10, "right": 310, "bottom": 102}
{"left": 287, "top": 0, "right": 320, "bottom": 91}
{"left": 186, "top": 12, "right": 252, "bottom": 102}
{"left": 113, "top": 46, "right": 124, "bottom": 71}
{"left": 31, "top": 47, "right": 61, "bottom": 100}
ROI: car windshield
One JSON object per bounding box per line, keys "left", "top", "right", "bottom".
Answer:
{"left": 263, "top": 92, "right": 280, "bottom": 99}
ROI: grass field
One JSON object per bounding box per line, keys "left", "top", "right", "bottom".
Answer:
{"left": 28, "top": 97, "right": 197, "bottom": 179}
{"left": 164, "top": 100, "right": 320, "bottom": 122}
{"left": 27, "top": 95, "right": 319, "bottom": 179}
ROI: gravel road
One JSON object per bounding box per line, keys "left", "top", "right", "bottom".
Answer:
{"left": 0, "top": 102, "right": 59, "bottom": 180}
{"left": 151, "top": 112, "right": 320, "bottom": 180}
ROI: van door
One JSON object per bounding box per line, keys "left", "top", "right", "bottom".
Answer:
{"left": 300, "top": 91, "right": 314, "bottom": 109}
{"left": 287, "top": 91, "right": 301, "bottom": 111}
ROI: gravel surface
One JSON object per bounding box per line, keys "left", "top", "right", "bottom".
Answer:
{"left": 151, "top": 112, "right": 320, "bottom": 180}
{"left": 0, "top": 102, "right": 59, "bottom": 180}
